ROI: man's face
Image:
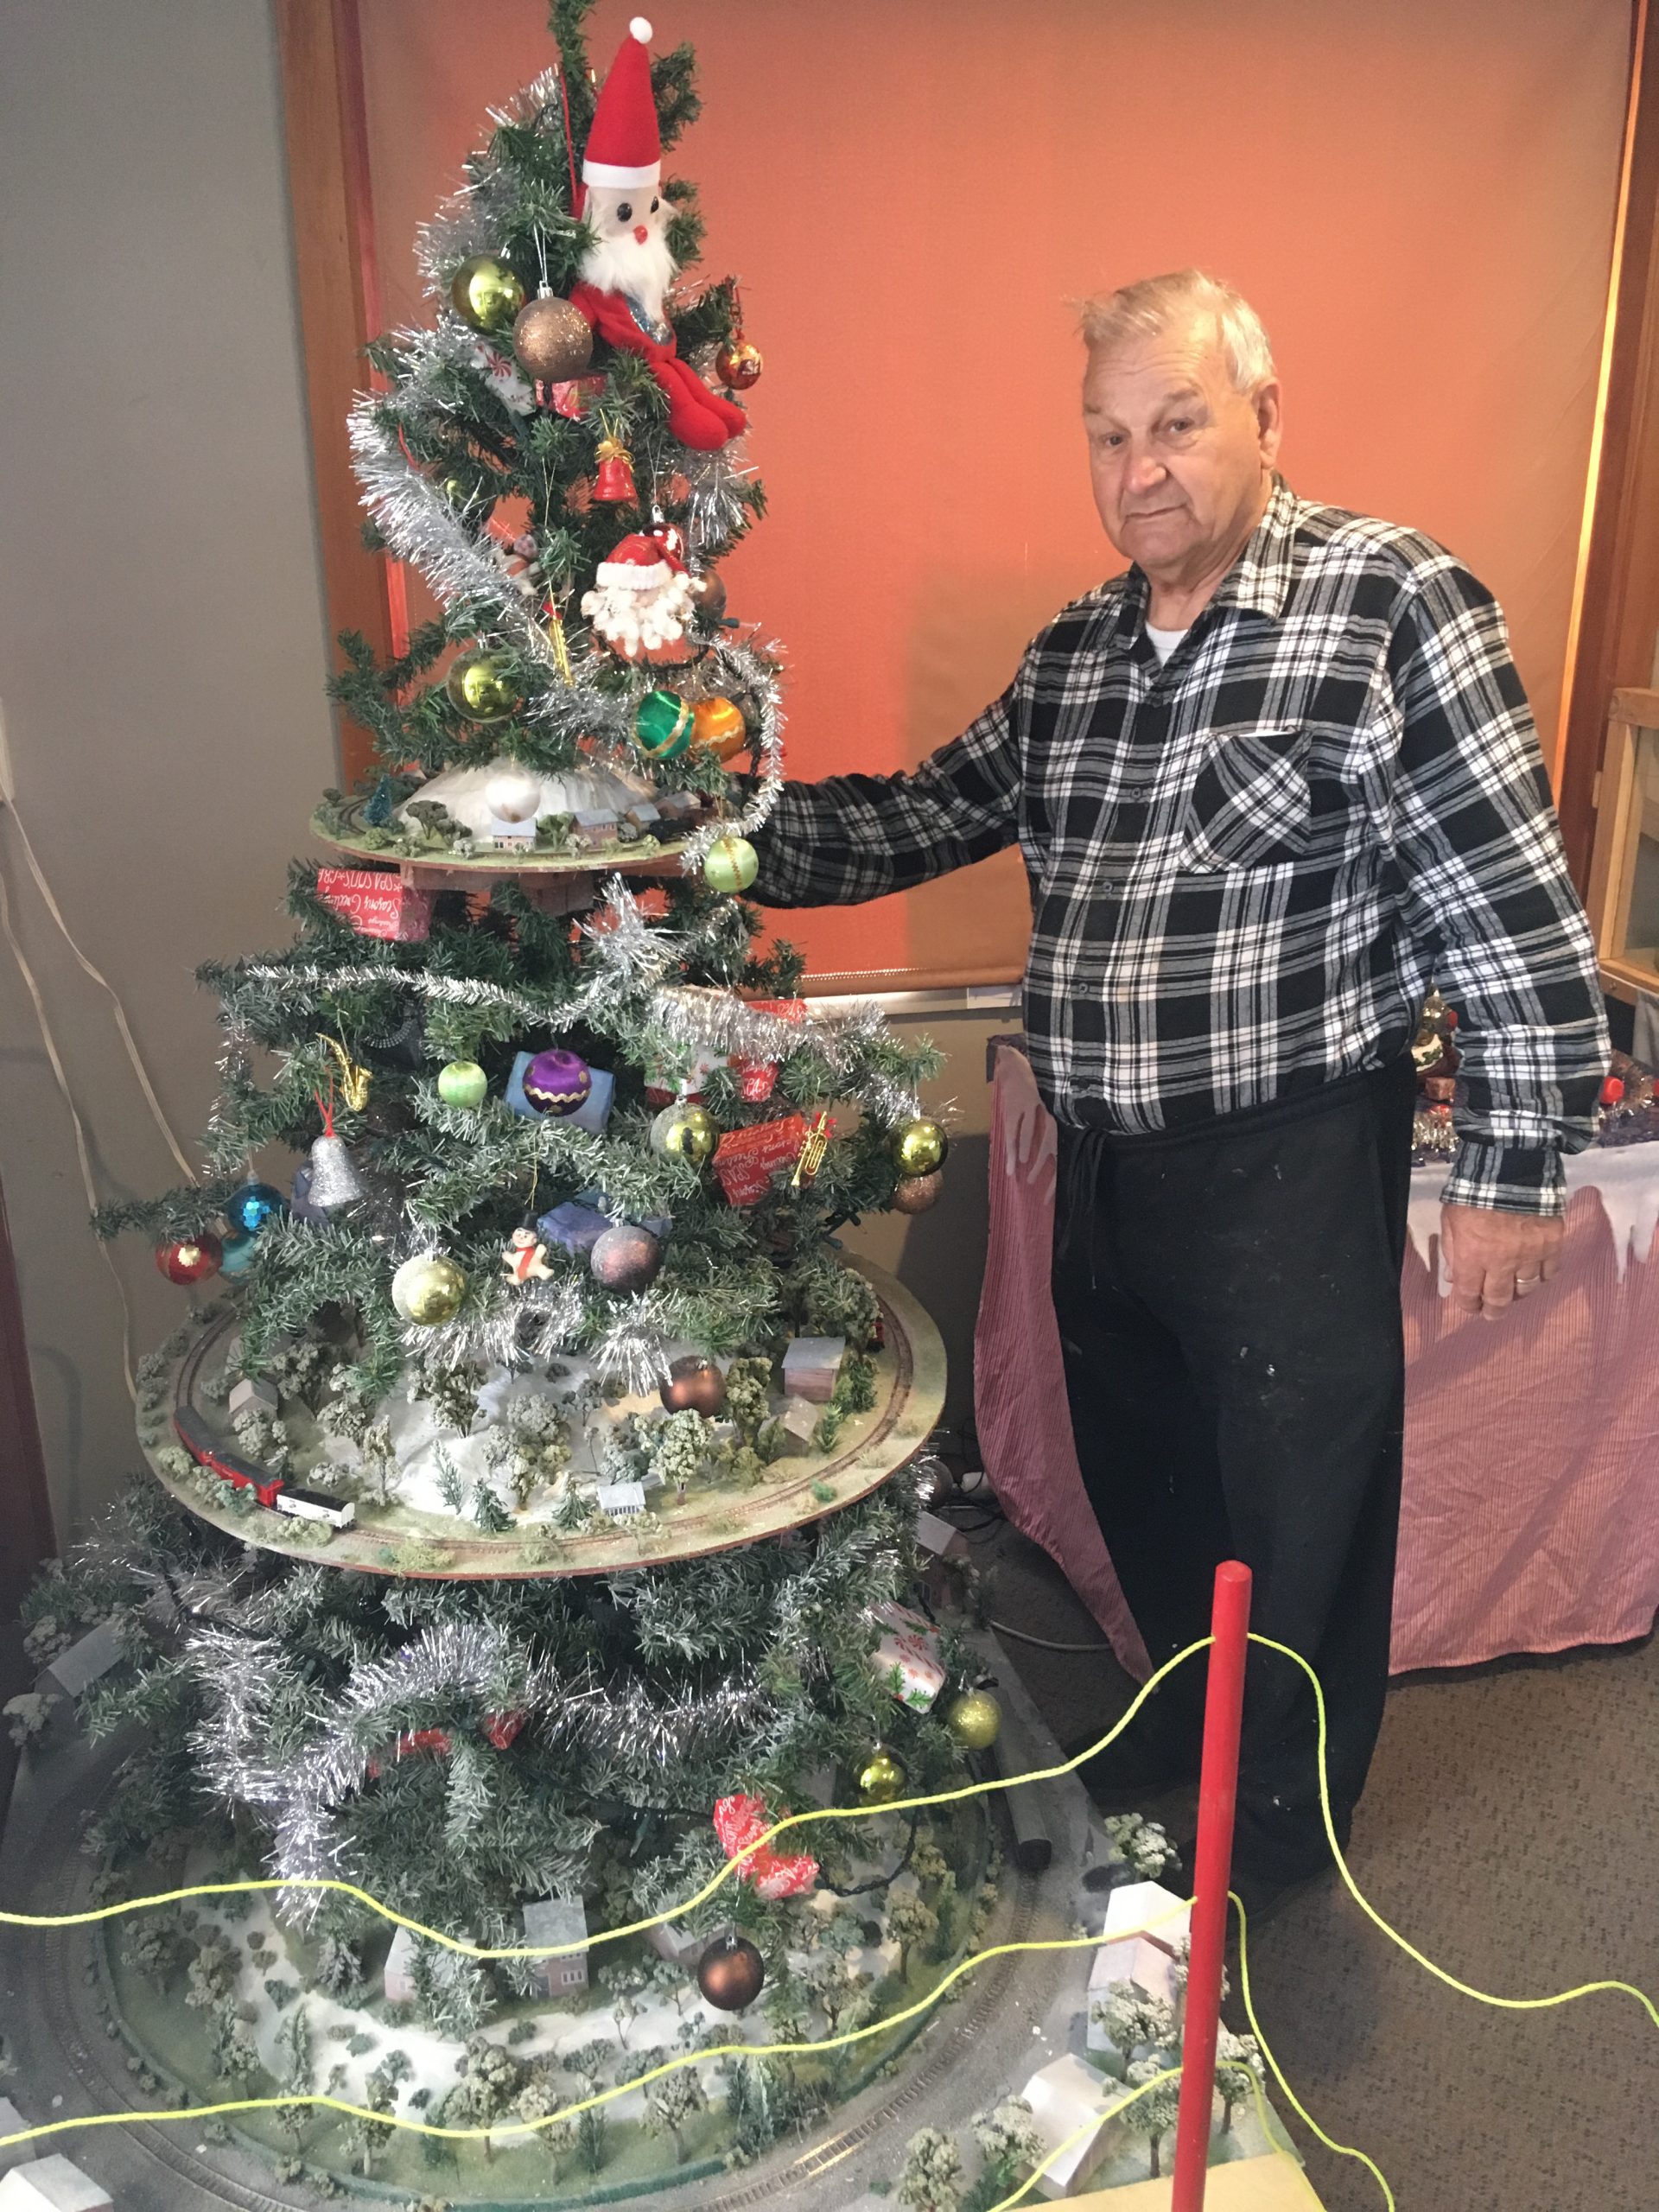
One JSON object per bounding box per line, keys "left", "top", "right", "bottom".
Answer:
{"left": 1082, "top": 317, "right": 1281, "bottom": 584}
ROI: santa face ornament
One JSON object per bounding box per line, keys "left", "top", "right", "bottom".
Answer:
{"left": 579, "top": 182, "right": 676, "bottom": 334}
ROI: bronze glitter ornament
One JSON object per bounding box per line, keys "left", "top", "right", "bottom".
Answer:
{"left": 512, "top": 291, "right": 594, "bottom": 381}
{"left": 891, "top": 1167, "right": 944, "bottom": 1214}
{"left": 696, "top": 1933, "right": 766, "bottom": 2011}
{"left": 686, "top": 569, "right": 728, "bottom": 625}
{"left": 659, "top": 1355, "right": 727, "bottom": 1416}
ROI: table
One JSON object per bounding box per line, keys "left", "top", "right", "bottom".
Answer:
{"left": 974, "top": 1051, "right": 1659, "bottom": 1675}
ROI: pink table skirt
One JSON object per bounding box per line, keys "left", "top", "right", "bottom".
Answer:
{"left": 974, "top": 1052, "right": 1659, "bottom": 1676}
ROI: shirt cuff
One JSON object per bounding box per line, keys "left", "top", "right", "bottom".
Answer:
{"left": 1440, "top": 1140, "right": 1567, "bottom": 1217}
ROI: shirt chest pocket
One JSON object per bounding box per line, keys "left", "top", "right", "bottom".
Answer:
{"left": 1179, "top": 721, "right": 1312, "bottom": 872}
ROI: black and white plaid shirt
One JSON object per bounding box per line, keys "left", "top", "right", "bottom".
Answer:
{"left": 753, "top": 478, "right": 1608, "bottom": 1215}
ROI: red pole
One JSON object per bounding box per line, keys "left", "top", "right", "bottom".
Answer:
{"left": 1169, "top": 1560, "right": 1253, "bottom": 2212}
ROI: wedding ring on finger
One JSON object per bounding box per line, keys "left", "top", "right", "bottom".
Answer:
{"left": 1514, "top": 1274, "right": 1541, "bottom": 1295}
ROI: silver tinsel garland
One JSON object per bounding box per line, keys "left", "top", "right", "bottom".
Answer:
{"left": 188, "top": 1614, "right": 769, "bottom": 1911}
{"left": 413, "top": 68, "right": 571, "bottom": 300}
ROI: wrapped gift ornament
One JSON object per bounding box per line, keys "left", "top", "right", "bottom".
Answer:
{"left": 315, "top": 867, "right": 434, "bottom": 944}
{"left": 868, "top": 1601, "right": 947, "bottom": 1713}
{"left": 712, "top": 1790, "right": 819, "bottom": 1900}
{"left": 713, "top": 1112, "right": 810, "bottom": 1205}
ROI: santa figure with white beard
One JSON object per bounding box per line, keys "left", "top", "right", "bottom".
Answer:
{"left": 569, "top": 17, "right": 750, "bottom": 453}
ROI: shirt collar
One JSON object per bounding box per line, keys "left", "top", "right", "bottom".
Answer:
{"left": 1108, "top": 472, "right": 1298, "bottom": 646}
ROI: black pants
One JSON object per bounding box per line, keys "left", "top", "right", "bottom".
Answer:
{"left": 1051, "top": 1055, "right": 1415, "bottom": 1884}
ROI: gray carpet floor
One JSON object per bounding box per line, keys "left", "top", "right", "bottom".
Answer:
{"left": 975, "top": 1511, "right": 1659, "bottom": 2212}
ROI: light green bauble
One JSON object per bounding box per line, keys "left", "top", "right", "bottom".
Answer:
{"left": 893, "top": 1116, "right": 949, "bottom": 1178}
{"left": 436, "top": 1060, "right": 488, "bottom": 1110}
{"left": 649, "top": 1101, "right": 719, "bottom": 1166}
{"left": 391, "top": 1253, "right": 467, "bottom": 1325}
{"left": 446, "top": 650, "right": 523, "bottom": 723}
{"left": 449, "top": 253, "right": 525, "bottom": 333}
{"left": 943, "top": 1688, "right": 1002, "bottom": 1751}
{"left": 856, "top": 1745, "right": 908, "bottom": 1806}
{"left": 703, "top": 835, "right": 759, "bottom": 894}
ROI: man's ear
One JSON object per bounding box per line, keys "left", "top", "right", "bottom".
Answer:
{"left": 1255, "top": 378, "right": 1284, "bottom": 467}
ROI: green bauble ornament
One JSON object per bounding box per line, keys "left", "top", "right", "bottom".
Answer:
{"left": 391, "top": 1253, "right": 467, "bottom": 1325}
{"left": 856, "top": 1745, "right": 908, "bottom": 1807}
{"left": 703, "top": 835, "right": 759, "bottom": 894}
{"left": 437, "top": 1060, "right": 488, "bottom": 1110}
{"left": 449, "top": 253, "right": 524, "bottom": 333}
{"left": 893, "top": 1116, "right": 949, "bottom": 1178}
{"left": 943, "top": 1688, "right": 1001, "bottom": 1751}
{"left": 650, "top": 1101, "right": 718, "bottom": 1166}
{"left": 446, "top": 650, "right": 522, "bottom": 722}
{"left": 632, "top": 688, "right": 695, "bottom": 760}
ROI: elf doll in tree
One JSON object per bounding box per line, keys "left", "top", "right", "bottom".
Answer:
{"left": 570, "top": 16, "right": 750, "bottom": 451}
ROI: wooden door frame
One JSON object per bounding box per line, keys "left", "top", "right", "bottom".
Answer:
{"left": 1555, "top": 0, "right": 1659, "bottom": 887}
{"left": 274, "top": 0, "right": 1658, "bottom": 876}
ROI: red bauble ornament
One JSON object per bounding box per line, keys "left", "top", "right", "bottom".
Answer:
{"left": 715, "top": 335, "right": 763, "bottom": 391}
{"left": 659, "top": 1355, "right": 726, "bottom": 1416}
{"left": 696, "top": 1933, "right": 766, "bottom": 2012}
{"left": 156, "top": 1232, "right": 223, "bottom": 1285}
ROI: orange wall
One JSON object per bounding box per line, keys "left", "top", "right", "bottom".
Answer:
{"left": 358, "top": 0, "right": 1631, "bottom": 986}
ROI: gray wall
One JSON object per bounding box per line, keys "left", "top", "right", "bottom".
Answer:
{"left": 0, "top": 0, "right": 337, "bottom": 1539}
{"left": 0, "top": 2, "right": 1001, "bottom": 1548}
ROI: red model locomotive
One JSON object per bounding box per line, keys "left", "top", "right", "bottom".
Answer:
{"left": 172, "top": 1403, "right": 357, "bottom": 1529}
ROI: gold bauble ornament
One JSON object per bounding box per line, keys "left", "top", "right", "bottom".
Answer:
{"left": 446, "top": 650, "right": 523, "bottom": 722}
{"left": 855, "top": 1745, "right": 908, "bottom": 1806}
{"left": 512, "top": 291, "right": 594, "bottom": 381}
{"left": 893, "top": 1117, "right": 949, "bottom": 1178}
{"left": 943, "top": 1688, "right": 1001, "bottom": 1752}
{"left": 449, "top": 254, "right": 525, "bottom": 333}
{"left": 391, "top": 1253, "right": 467, "bottom": 1325}
{"left": 650, "top": 1101, "right": 718, "bottom": 1166}
{"left": 890, "top": 1167, "right": 944, "bottom": 1214}
{"left": 690, "top": 696, "right": 748, "bottom": 762}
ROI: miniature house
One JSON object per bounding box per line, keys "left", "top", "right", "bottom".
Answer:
{"left": 0, "top": 2158, "right": 115, "bottom": 2212}
{"left": 521, "top": 1895, "right": 590, "bottom": 1995}
{"left": 1020, "top": 2053, "right": 1123, "bottom": 2198}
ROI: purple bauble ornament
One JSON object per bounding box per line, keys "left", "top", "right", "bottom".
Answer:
{"left": 523, "top": 1047, "right": 593, "bottom": 1116}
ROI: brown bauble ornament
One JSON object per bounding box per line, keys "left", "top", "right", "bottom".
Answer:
{"left": 660, "top": 1355, "right": 727, "bottom": 1416}
{"left": 589, "top": 1223, "right": 664, "bottom": 1294}
{"left": 512, "top": 292, "right": 594, "bottom": 382}
{"left": 715, "top": 335, "right": 763, "bottom": 391}
{"left": 890, "top": 1167, "right": 944, "bottom": 1215}
{"left": 686, "top": 569, "right": 728, "bottom": 626}
{"left": 696, "top": 1933, "right": 766, "bottom": 2012}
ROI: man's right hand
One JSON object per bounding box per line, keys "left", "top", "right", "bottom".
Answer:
{"left": 999, "top": 1046, "right": 1058, "bottom": 1182}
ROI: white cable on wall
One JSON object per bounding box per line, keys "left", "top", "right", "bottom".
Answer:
{"left": 3, "top": 806, "right": 197, "bottom": 1183}
{"left": 0, "top": 859, "right": 137, "bottom": 1401}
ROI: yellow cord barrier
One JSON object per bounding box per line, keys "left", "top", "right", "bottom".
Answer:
{"left": 0, "top": 1624, "right": 1651, "bottom": 2206}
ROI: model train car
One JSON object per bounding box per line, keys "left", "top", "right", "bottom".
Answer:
{"left": 172, "top": 1404, "right": 357, "bottom": 1529}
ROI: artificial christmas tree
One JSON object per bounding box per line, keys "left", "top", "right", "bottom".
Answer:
{"left": 28, "top": 10, "right": 1011, "bottom": 2199}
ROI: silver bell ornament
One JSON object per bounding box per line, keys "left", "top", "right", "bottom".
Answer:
{"left": 306, "top": 1131, "right": 365, "bottom": 1211}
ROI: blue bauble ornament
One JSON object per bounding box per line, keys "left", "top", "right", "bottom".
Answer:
{"left": 226, "top": 1180, "right": 288, "bottom": 1236}
{"left": 219, "top": 1227, "right": 258, "bottom": 1276}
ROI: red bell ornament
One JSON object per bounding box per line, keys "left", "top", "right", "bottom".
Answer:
{"left": 594, "top": 436, "right": 638, "bottom": 505}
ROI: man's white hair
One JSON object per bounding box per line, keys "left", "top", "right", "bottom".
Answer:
{"left": 1077, "top": 269, "right": 1275, "bottom": 396}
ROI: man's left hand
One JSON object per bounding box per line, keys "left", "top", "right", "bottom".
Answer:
{"left": 1440, "top": 1203, "right": 1564, "bottom": 1321}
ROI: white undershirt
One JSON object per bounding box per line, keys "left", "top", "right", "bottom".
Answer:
{"left": 1145, "top": 623, "right": 1189, "bottom": 665}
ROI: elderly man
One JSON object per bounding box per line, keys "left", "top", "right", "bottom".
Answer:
{"left": 749, "top": 268, "right": 1607, "bottom": 1908}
